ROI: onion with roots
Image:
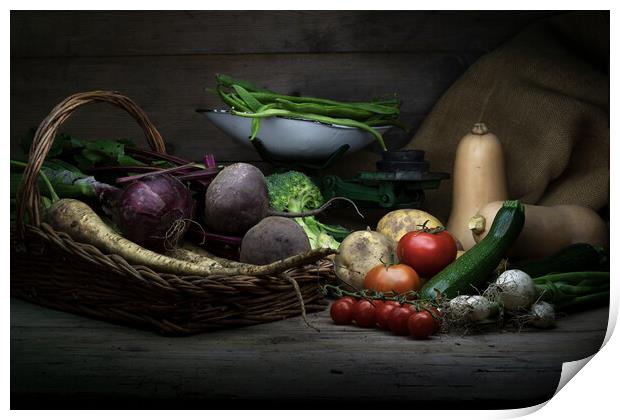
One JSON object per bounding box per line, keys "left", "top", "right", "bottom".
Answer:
{"left": 526, "top": 301, "right": 556, "bottom": 329}
{"left": 486, "top": 269, "right": 537, "bottom": 311}
{"left": 447, "top": 295, "right": 496, "bottom": 323}
{"left": 106, "top": 174, "right": 195, "bottom": 251}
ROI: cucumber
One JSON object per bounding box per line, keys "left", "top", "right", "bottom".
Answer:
{"left": 419, "top": 200, "right": 525, "bottom": 300}
{"left": 508, "top": 243, "right": 609, "bottom": 278}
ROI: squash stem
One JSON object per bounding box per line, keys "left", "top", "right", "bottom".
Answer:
{"left": 468, "top": 215, "right": 486, "bottom": 234}
{"left": 472, "top": 123, "right": 489, "bottom": 135}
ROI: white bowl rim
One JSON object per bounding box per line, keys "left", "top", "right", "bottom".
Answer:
{"left": 199, "top": 109, "right": 394, "bottom": 131}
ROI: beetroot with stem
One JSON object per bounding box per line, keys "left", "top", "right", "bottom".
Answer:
{"left": 204, "top": 163, "right": 361, "bottom": 235}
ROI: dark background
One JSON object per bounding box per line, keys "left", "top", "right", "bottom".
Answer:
{"left": 11, "top": 11, "right": 558, "bottom": 163}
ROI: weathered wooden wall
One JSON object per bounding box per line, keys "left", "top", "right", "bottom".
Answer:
{"left": 11, "top": 11, "right": 556, "bottom": 162}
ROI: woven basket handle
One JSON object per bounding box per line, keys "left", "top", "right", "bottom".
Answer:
{"left": 16, "top": 91, "right": 167, "bottom": 237}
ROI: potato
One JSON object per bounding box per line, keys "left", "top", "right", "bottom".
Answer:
{"left": 334, "top": 230, "right": 396, "bottom": 290}
{"left": 377, "top": 209, "right": 443, "bottom": 243}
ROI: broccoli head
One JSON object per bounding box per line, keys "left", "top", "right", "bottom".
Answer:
{"left": 265, "top": 170, "right": 324, "bottom": 212}
{"left": 265, "top": 171, "right": 350, "bottom": 249}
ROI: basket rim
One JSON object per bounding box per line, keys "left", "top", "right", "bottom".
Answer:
{"left": 15, "top": 90, "right": 166, "bottom": 239}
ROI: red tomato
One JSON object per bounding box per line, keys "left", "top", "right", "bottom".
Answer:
{"left": 397, "top": 229, "right": 457, "bottom": 278}
{"left": 388, "top": 306, "right": 414, "bottom": 335}
{"left": 330, "top": 300, "right": 354, "bottom": 325}
{"left": 363, "top": 264, "right": 421, "bottom": 294}
{"left": 384, "top": 301, "right": 401, "bottom": 307}
{"left": 352, "top": 300, "right": 377, "bottom": 328}
{"left": 426, "top": 307, "right": 444, "bottom": 334}
{"left": 408, "top": 311, "right": 435, "bottom": 339}
{"left": 371, "top": 299, "right": 385, "bottom": 308}
{"left": 340, "top": 296, "right": 357, "bottom": 306}
{"left": 376, "top": 303, "right": 397, "bottom": 329}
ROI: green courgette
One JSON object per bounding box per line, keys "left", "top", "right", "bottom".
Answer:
{"left": 420, "top": 200, "right": 525, "bottom": 300}
{"left": 508, "top": 243, "right": 609, "bottom": 278}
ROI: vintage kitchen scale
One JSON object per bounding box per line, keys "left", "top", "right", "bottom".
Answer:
{"left": 200, "top": 108, "right": 449, "bottom": 210}
{"left": 250, "top": 140, "right": 449, "bottom": 210}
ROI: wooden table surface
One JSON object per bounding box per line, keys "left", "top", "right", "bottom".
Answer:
{"left": 11, "top": 297, "right": 608, "bottom": 409}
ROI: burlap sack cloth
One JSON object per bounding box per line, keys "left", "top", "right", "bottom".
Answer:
{"left": 334, "top": 11, "right": 609, "bottom": 223}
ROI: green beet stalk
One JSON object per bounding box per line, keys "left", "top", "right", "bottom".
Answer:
{"left": 419, "top": 200, "right": 526, "bottom": 300}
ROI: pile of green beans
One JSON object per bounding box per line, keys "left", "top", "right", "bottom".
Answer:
{"left": 211, "top": 74, "right": 407, "bottom": 151}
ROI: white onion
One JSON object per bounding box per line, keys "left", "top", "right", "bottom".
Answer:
{"left": 493, "top": 269, "right": 537, "bottom": 311}
{"left": 528, "top": 301, "right": 555, "bottom": 329}
{"left": 448, "top": 295, "right": 493, "bottom": 322}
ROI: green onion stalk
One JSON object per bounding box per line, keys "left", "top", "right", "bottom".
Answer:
{"left": 533, "top": 272, "right": 609, "bottom": 312}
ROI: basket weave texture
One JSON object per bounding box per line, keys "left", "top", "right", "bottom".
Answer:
{"left": 10, "top": 91, "right": 333, "bottom": 335}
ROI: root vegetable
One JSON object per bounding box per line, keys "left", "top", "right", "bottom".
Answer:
{"left": 334, "top": 230, "right": 396, "bottom": 290}
{"left": 111, "top": 174, "right": 194, "bottom": 250}
{"left": 487, "top": 269, "right": 537, "bottom": 311}
{"left": 167, "top": 242, "right": 248, "bottom": 268}
{"left": 48, "top": 199, "right": 333, "bottom": 277}
{"left": 204, "top": 163, "right": 269, "bottom": 234}
{"left": 527, "top": 301, "right": 556, "bottom": 329}
{"left": 48, "top": 199, "right": 221, "bottom": 274}
{"left": 240, "top": 216, "right": 311, "bottom": 265}
{"left": 447, "top": 295, "right": 495, "bottom": 322}
{"left": 204, "top": 163, "right": 360, "bottom": 235}
{"left": 376, "top": 209, "right": 443, "bottom": 243}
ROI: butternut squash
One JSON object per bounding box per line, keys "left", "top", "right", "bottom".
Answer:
{"left": 447, "top": 123, "right": 508, "bottom": 250}
{"left": 469, "top": 201, "right": 608, "bottom": 260}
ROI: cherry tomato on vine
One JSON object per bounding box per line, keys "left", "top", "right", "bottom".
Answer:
{"left": 376, "top": 303, "right": 397, "bottom": 329}
{"left": 408, "top": 311, "right": 435, "bottom": 339}
{"left": 340, "top": 296, "right": 357, "bottom": 306}
{"left": 363, "top": 263, "right": 421, "bottom": 294}
{"left": 426, "top": 307, "right": 444, "bottom": 334}
{"left": 383, "top": 300, "right": 401, "bottom": 307}
{"left": 397, "top": 227, "right": 457, "bottom": 278}
{"left": 330, "top": 299, "right": 354, "bottom": 325}
{"left": 388, "top": 306, "right": 415, "bottom": 335}
{"left": 352, "top": 300, "right": 377, "bottom": 328}
{"left": 371, "top": 299, "right": 385, "bottom": 308}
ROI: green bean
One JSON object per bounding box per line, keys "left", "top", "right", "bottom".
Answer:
{"left": 249, "top": 103, "right": 280, "bottom": 140}
{"left": 366, "top": 118, "right": 411, "bottom": 133}
{"left": 275, "top": 98, "right": 373, "bottom": 119}
{"left": 232, "top": 85, "right": 263, "bottom": 112}
{"left": 249, "top": 92, "right": 399, "bottom": 116}
{"left": 232, "top": 108, "right": 387, "bottom": 151}
{"left": 216, "top": 73, "right": 272, "bottom": 93}
{"left": 217, "top": 87, "right": 250, "bottom": 112}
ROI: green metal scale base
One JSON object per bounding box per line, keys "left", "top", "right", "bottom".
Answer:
{"left": 321, "top": 171, "right": 448, "bottom": 209}
{"left": 251, "top": 140, "right": 449, "bottom": 210}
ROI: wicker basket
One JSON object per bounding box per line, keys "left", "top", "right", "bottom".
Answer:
{"left": 10, "top": 91, "right": 333, "bottom": 335}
